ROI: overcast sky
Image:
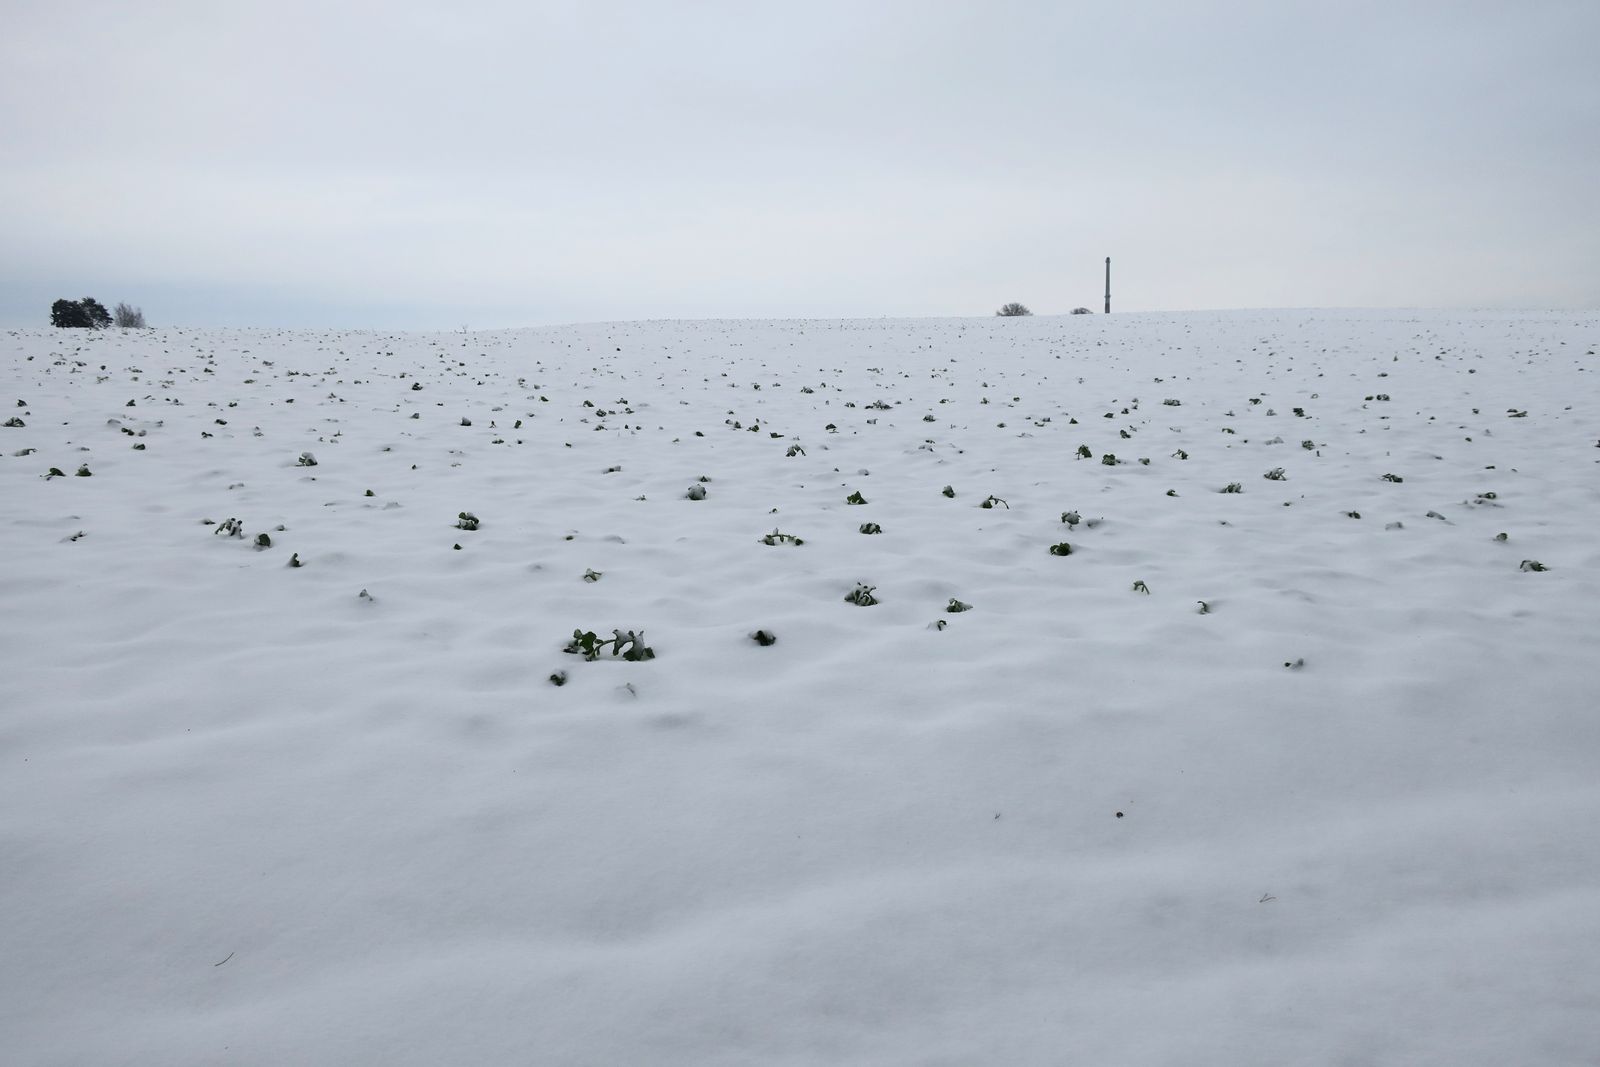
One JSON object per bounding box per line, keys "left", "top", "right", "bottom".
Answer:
{"left": 3, "top": 1, "right": 1596, "bottom": 329}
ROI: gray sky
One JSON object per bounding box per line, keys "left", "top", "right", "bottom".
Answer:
{"left": 3, "top": 0, "right": 1596, "bottom": 329}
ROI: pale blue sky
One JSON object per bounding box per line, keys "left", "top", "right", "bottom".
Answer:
{"left": 3, "top": 0, "right": 1596, "bottom": 329}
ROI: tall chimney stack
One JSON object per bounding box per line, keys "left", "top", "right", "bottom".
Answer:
{"left": 1104, "top": 257, "right": 1111, "bottom": 314}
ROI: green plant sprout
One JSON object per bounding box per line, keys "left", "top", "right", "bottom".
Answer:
{"left": 564, "top": 628, "right": 656, "bottom": 662}
{"left": 844, "top": 583, "right": 879, "bottom": 606}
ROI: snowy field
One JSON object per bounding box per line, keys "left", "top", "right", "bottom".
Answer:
{"left": 3, "top": 309, "right": 1598, "bottom": 1065}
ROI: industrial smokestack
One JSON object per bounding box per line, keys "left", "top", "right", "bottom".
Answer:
{"left": 1104, "top": 257, "right": 1111, "bottom": 314}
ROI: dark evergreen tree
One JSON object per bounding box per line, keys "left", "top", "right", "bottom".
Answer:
{"left": 80, "top": 297, "right": 111, "bottom": 328}
{"left": 50, "top": 297, "right": 113, "bottom": 328}
{"left": 51, "top": 299, "right": 89, "bottom": 327}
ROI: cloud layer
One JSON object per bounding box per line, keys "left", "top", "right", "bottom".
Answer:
{"left": 4, "top": 1, "right": 1596, "bottom": 327}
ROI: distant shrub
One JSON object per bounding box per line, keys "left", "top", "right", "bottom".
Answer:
{"left": 995, "top": 303, "right": 1032, "bottom": 317}
{"left": 112, "top": 302, "right": 147, "bottom": 328}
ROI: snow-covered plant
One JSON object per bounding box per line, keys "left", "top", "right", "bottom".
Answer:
{"left": 296, "top": 452, "right": 317, "bottom": 466}
{"left": 844, "top": 583, "right": 879, "bottom": 606}
{"left": 1263, "top": 467, "right": 1286, "bottom": 481}
{"left": 582, "top": 568, "right": 602, "bottom": 582}
{"left": 1519, "top": 560, "right": 1549, "bottom": 572}
{"left": 1381, "top": 473, "right": 1404, "bottom": 482}
{"left": 859, "top": 522, "right": 882, "bottom": 534}
{"left": 685, "top": 484, "right": 707, "bottom": 500}
{"left": 1061, "top": 511, "right": 1080, "bottom": 527}
{"left": 1101, "top": 454, "right": 1118, "bottom": 466}
{"left": 845, "top": 490, "right": 867, "bottom": 505}
{"left": 946, "top": 598, "right": 973, "bottom": 613}
{"left": 255, "top": 533, "right": 272, "bottom": 549}
{"left": 456, "top": 511, "right": 480, "bottom": 530}
{"left": 1131, "top": 580, "right": 1150, "bottom": 594}
{"left": 1220, "top": 483, "right": 1243, "bottom": 493}
{"left": 564, "top": 628, "right": 656, "bottom": 662}
{"left": 1049, "top": 542, "right": 1073, "bottom": 556}
{"left": 751, "top": 630, "right": 777, "bottom": 646}
{"left": 760, "top": 530, "right": 805, "bottom": 545}
{"left": 1077, "top": 445, "right": 1092, "bottom": 459}
{"left": 942, "top": 485, "right": 956, "bottom": 498}
{"left": 979, "top": 495, "right": 1009, "bottom": 509}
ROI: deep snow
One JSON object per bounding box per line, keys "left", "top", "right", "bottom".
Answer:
{"left": 3, "top": 309, "right": 1598, "bottom": 1065}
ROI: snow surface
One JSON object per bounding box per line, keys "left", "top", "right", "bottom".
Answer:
{"left": 3, "top": 309, "right": 1598, "bottom": 1065}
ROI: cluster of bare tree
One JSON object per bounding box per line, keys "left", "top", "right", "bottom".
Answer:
{"left": 51, "top": 297, "right": 147, "bottom": 328}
